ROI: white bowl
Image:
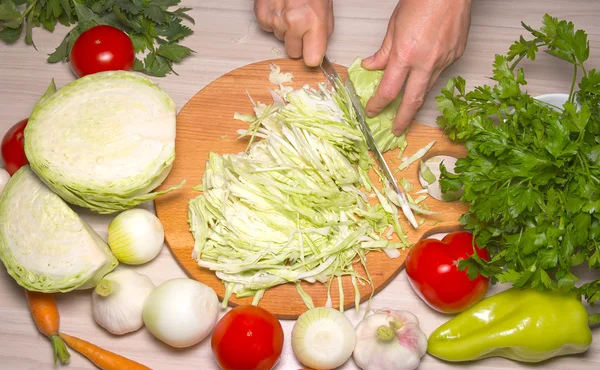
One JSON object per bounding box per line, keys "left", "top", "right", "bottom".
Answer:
{"left": 534, "top": 93, "right": 570, "bottom": 111}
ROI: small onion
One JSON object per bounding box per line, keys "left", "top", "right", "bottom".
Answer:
{"left": 107, "top": 208, "right": 164, "bottom": 265}
{"left": 142, "top": 278, "right": 219, "bottom": 348}
{"left": 292, "top": 307, "right": 357, "bottom": 369}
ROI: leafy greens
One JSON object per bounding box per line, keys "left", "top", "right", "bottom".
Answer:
{"left": 0, "top": 0, "right": 194, "bottom": 77}
{"left": 437, "top": 14, "right": 600, "bottom": 303}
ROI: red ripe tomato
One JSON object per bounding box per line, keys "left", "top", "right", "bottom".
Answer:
{"left": 1, "top": 118, "right": 28, "bottom": 175}
{"left": 69, "top": 25, "right": 135, "bottom": 78}
{"left": 211, "top": 305, "right": 284, "bottom": 370}
{"left": 406, "top": 231, "right": 490, "bottom": 314}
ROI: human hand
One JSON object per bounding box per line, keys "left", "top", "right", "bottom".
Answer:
{"left": 363, "top": 0, "right": 472, "bottom": 135}
{"left": 254, "top": 0, "right": 334, "bottom": 66}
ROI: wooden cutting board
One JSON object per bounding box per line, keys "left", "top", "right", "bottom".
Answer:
{"left": 154, "top": 58, "right": 468, "bottom": 319}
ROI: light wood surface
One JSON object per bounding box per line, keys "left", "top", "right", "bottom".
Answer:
{"left": 154, "top": 58, "right": 468, "bottom": 318}
{"left": 1, "top": 1, "right": 600, "bottom": 369}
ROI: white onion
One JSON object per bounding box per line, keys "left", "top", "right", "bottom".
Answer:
{"left": 292, "top": 307, "right": 357, "bottom": 369}
{"left": 107, "top": 208, "right": 164, "bottom": 265}
{"left": 142, "top": 278, "right": 219, "bottom": 348}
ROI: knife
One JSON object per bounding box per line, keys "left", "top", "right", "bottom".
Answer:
{"left": 319, "top": 56, "right": 418, "bottom": 228}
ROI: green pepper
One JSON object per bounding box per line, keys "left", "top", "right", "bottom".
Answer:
{"left": 427, "top": 288, "right": 598, "bottom": 363}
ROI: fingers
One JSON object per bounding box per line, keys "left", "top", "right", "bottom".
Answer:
{"left": 362, "top": 5, "right": 396, "bottom": 71}
{"left": 303, "top": 25, "right": 328, "bottom": 66}
{"left": 392, "top": 69, "right": 432, "bottom": 135}
{"left": 273, "top": 13, "right": 287, "bottom": 41}
{"left": 254, "top": 1, "right": 332, "bottom": 67}
{"left": 362, "top": 33, "right": 393, "bottom": 70}
{"left": 254, "top": 0, "right": 273, "bottom": 32}
{"left": 284, "top": 31, "right": 303, "bottom": 58}
{"left": 282, "top": 16, "right": 327, "bottom": 66}
{"left": 327, "top": 6, "right": 335, "bottom": 37}
{"left": 365, "top": 53, "right": 409, "bottom": 117}
{"left": 427, "top": 68, "right": 443, "bottom": 92}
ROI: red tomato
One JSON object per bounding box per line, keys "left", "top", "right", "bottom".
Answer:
{"left": 406, "top": 231, "right": 490, "bottom": 313}
{"left": 211, "top": 305, "right": 284, "bottom": 370}
{"left": 69, "top": 25, "right": 135, "bottom": 78}
{"left": 1, "top": 118, "right": 28, "bottom": 175}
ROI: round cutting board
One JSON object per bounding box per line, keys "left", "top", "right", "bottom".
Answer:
{"left": 154, "top": 58, "right": 468, "bottom": 319}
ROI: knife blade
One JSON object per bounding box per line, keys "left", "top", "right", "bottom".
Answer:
{"left": 319, "top": 56, "right": 418, "bottom": 228}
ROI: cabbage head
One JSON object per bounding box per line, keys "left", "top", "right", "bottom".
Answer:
{"left": 0, "top": 166, "right": 118, "bottom": 292}
{"left": 24, "top": 71, "right": 181, "bottom": 214}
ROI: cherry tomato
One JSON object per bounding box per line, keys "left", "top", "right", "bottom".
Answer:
{"left": 405, "top": 231, "right": 490, "bottom": 313}
{"left": 211, "top": 305, "right": 284, "bottom": 370}
{"left": 1, "top": 118, "right": 28, "bottom": 175}
{"left": 69, "top": 25, "right": 135, "bottom": 78}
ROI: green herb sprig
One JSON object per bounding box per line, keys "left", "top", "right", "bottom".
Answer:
{"left": 437, "top": 14, "right": 600, "bottom": 303}
{"left": 0, "top": 0, "right": 195, "bottom": 77}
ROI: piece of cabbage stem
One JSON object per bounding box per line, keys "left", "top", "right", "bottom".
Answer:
{"left": 397, "top": 140, "right": 436, "bottom": 171}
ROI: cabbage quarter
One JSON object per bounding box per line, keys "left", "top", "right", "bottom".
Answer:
{"left": 24, "top": 71, "right": 180, "bottom": 214}
{"left": 0, "top": 166, "right": 118, "bottom": 292}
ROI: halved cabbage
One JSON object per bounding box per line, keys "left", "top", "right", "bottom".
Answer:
{"left": 0, "top": 166, "right": 118, "bottom": 292}
{"left": 24, "top": 71, "right": 180, "bottom": 214}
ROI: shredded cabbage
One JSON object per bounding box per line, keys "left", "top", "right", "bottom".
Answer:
{"left": 188, "top": 66, "right": 412, "bottom": 308}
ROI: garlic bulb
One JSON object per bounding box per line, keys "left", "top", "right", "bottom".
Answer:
{"left": 353, "top": 309, "right": 427, "bottom": 370}
{"left": 92, "top": 269, "right": 156, "bottom": 335}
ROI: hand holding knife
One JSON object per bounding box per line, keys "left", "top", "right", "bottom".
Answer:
{"left": 319, "top": 56, "right": 419, "bottom": 228}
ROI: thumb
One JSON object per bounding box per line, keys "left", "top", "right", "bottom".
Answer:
{"left": 362, "top": 24, "right": 394, "bottom": 70}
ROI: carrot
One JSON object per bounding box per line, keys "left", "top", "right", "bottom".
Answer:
{"left": 24, "top": 290, "right": 71, "bottom": 364}
{"left": 59, "top": 332, "right": 151, "bottom": 370}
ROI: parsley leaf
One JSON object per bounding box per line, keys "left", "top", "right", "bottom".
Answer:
{"left": 0, "top": 0, "right": 21, "bottom": 21}
{"left": 156, "top": 43, "right": 193, "bottom": 63}
{"left": 0, "top": 22, "right": 22, "bottom": 43}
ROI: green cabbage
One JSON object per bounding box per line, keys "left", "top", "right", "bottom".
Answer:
{"left": 347, "top": 57, "right": 406, "bottom": 152}
{"left": 24, "top": 71, "right": 182, "bottom": 214}
{"left": 0, "top": 166, "right": 118, "bottom": 292}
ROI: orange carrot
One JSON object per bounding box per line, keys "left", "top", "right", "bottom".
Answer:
{"left": 24, "top": 290, "right": 71, "bottom": 364}
{"left": 59, "top": 332, "right": 151, "bottom": 370}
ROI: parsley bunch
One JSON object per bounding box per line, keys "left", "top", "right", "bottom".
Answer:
{"left": 0, "top": 0, "right": 194, "bottom": 77}
{"left": 437, "top": 14, "right": 600, "bottom": 303}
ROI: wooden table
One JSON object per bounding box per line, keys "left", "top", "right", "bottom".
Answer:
{"left": 1, "top": 1, "right": 599, "bottom": 369}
